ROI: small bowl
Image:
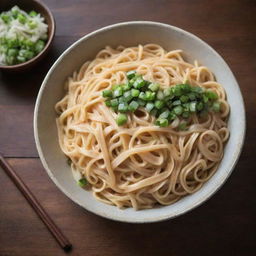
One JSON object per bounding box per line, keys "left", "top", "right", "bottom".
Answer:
{"left": 0, "top": 0, "right": 55, "bottom": 72}
{"left": 34, "top": 21, "right": 246, "bottom": 223}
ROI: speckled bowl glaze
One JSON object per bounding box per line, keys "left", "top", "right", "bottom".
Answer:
{"left": 34, "top": 21, "right": 245, "bottom": 223}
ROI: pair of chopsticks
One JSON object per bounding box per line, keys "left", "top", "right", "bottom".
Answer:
{"left": 0, "top": 153, "right": 72, "bottom": 252}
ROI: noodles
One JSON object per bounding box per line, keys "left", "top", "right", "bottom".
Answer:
{"left": 55, "top": 44, "right": 230, "bottom": 210}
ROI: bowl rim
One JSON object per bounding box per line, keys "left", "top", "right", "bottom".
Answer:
{"left": 34, "top": 21, "right": 246, "bottom": 223}
{"left": 0, "top": 0, "right": 55, "bottom": 69}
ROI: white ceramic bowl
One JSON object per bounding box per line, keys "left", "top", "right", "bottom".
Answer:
{"left": 34, "top": 21, "right": 245, "bottom": 223}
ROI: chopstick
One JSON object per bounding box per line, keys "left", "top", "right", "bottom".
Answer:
{"left": 0, "top": 153, "right": 72, "bottom": 252}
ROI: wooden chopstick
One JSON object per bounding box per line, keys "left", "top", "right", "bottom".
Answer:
{"left": 0, "top": 153, "right": 72, "bottom": 252}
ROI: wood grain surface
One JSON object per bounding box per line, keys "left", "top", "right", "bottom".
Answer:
{"left": 0, "top": 0, "right": 255, "bottom": 255}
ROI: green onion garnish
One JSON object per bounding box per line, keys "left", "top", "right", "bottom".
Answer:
{"left": 156, "top": 118, "right": 169, "bottom": 127}
{"left": 118, "top": 102, "right": 129, "bottom": 113}
{"left": 159, "top": 110, "right": 170, "bottom": 119}
{"left": 173, "top": 105, "right": 183, "bottom": 115}
{"left": 123, "top": 91, "right": 133, "bottom": 102}
{"left": 212, "top": 102, "right": 221, "bottom": 112}
{"left": 145, "top": 102, "right": 155, "bottom": 112}
{"left": 128, "top": 101, "right": 139, "bottom": 112}
{"left": 102, "top": 90, "right": 112, "bottom": 98}
{"left": 189, "top": 102, "right": 197, "bottom": 112}
{"left": 154, "top": 100, "right": 165, "bottom": 110}
{"left": 110, "top": 98, "right": 119, "bottom": 107}
{"left": 102, "top": 71, "right": 221, "bottom": 127}
{"left": 156, "top": 90, "right": 164, "bottom": 100}
{"left": 116, "top": 113, "right": 128, "bottom": 125}
{"left": 133, "top": 77, "right": 146, "bottom": 89}
{"left": 148, "top": 83, "right": 159, "bottom": 92}
{"left": 131, "top": 89, "right": 140, "bottom": 97}
{"left": 127, "top": 70, "right": 136, "bottom": 79}
{"left": 113, "top": 87, "right": 123, "bottom": 97}
{"left": 78, "top": 178, "right": 87, "bottom": 187}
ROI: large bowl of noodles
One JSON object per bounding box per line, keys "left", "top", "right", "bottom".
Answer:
{"left": 34, "top": 21, "right": 245, "bottom": 223}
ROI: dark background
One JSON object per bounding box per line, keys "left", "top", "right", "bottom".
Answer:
{"left": 0, "top": 0, "right": 255, "bottom": 255}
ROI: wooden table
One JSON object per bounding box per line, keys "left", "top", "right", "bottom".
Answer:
{"left": 1, "top": 0, "right": 255, "bottom": 255}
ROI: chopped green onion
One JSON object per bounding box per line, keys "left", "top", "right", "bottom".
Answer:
{"left": 172, "top": 100, "right": 181, "bottom": 106}
{"left": 11, "top": 8, "right": 19, "bottom": 18}
{"left": 28, "top": 20, "right": 37, "bottom": 29}
{"left": 105, "top": 100, "right": 111, "bottom": 107}
{"left": 203, "top": 94, "right": 209, "bottom": 103}
{"left": 180, "top": 84, "right": 191, "bottom": 93}
{"left": 122, "top": 84, "right": 131, "bottom": 91}
{"left": 6, "top": 55, "right": 15, "bottom": 65}
{"left": 164, "top": 100, "right": 172, "bottom": 108}
{"left": 189, "top": 102, "right": 197, "bottom": 112}
{"left": 113, "top": 87, "right": 123, "bottom": 97}
{"left": 78, "top": 178, "right": 87, "bottom": 187}
{"left": 206, "top": 91, "right": 218, "bottom": 100}
{"left": 128, "top": 79, "right": 135, "bottom": 87}
{"left": 180, "top": 95, "right": 189, "bottom": 103}
{"left": 159, "top": 110, "right": 170, "bottom": 119}
{"left": 7, "top": 48, "right": 18, "bottom": 57}
{"left": 154, "top": 100, "right": 165, "bottom": 110}
{"left": 139, "top": 92, "right": 147, "bottom": 100}
{"left": 197, "top": 102, "right": 204, "bottom": 111}
{"left": 102, "top": 73, "right": 219, "bottom": 127}
{"left": 138, "top": 99, "right": 146, "bottom": 106}
{"left": 192, "top": 86, "right": 203, "bottom": 93}
{"left": 116, "top": 113, "right": 128, "bottom": 126}
{"left": 173, "top": 105, "right": 183, "bottom": 115}
{"left": 163, "top": 88, "right": 172, "bottom": 97}
{"left": 118, "top": 96, "right": 126, "bottom": 104}
{"left": 169, "top": 112, "right": 176, "bottom": 120}
{"left": 156, "top": 90, "right": 164, "bottom": 100}
{"left": 17, "top": 56, "right": 26, "bottom": 63}
{"left": 188, "top": 92, "right": 196, "bottom": 101}
{"left": 110, "top": 98, "right": 119, "bottom": 107}
{"left": 17, "top": 14, "right": 26, "bottom": 24}
{"left": 182, "top": 103, "right": 190, "bottom": 112}
{"left": 118, "top": 103, "right": 129, "bottom": 112}
{"left": 1, "top": 13, "right": 11, "bottom": 24}
{"left": 145, "top": 91, "right": 155, "bottom": 101}
{"left": 123, "top": 91, "right": 133, "bottom": 102}
{"left": 145, "top": 102, "right": 155, "bottom": 112}
{"left": 212, "top": 102, "right": 221, "bottom": 112}
{"left": 127, "top": 70, "right": 136, "bottom": 79}
{"left": 133, "top": 77, "right": 146, "bottom": 89}
{"left": 19, "top": 49, "right": 34, "bottom": 59}
{"left": 156, "top": 118, "right": 169, "bottom": 127}
{"left": 102, "top": 90, "right": 112, "bottom": 98}
{"left": 112, "top": 84, "right": 120, "bottom": 90}
{"left": 173, "top": 87, "right": 182, "bottom": 96}
{"left": 131, "top": 89, "right": 140, "bottom": 97}
{"left": 148, "top": 83, "right": 159, "bottom": 92}
{"left": 128, "top": 101, "right": 139, "bottom": 112}
{"left": 29, "top": 10, "right": 38, "bottom": 17}
{"left": 35, "top": 40, "right": 45, "bottom": 54}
